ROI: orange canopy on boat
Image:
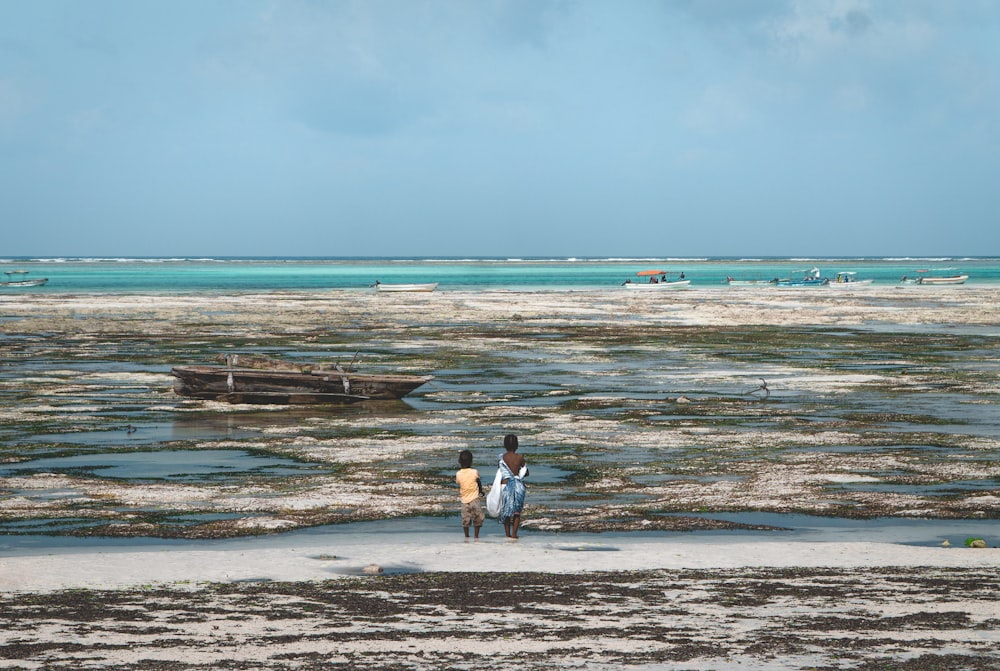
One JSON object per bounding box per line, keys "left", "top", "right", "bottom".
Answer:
{"left": 636, "top": 269, "right": 667, "bottom": 276}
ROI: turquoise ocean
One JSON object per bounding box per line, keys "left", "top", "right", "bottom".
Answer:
{"left": 3, "top": 256, "right": 1000, "bottom": 292}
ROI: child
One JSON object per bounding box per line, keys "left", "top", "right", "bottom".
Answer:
{"left": 455, "top": 450, "right": 485, "bottom": 539}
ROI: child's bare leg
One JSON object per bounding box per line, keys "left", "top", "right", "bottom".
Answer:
{"left": 474, "top": 525, "right": 481, "bottom": 539}
{"left": 511, "top": 514, "right": 521, "bottom": 539}
{"left": 463, "top": 525, "right": 470, "bottom": 538}
{"left": 503, "top": 521, "right": 511, "bottom": 537}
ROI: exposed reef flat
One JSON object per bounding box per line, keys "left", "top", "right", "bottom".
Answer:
{"left": 2, "top": 287, "right": 999, "bottom": 538}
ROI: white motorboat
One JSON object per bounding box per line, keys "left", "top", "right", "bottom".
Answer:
{"left": 374, "top": 281, "right": 439, "bottom": 292}
{"left": 1, "top": 271, "right": 48, "bottom": 287}
{"left": 914, "top": 275, "right": 968, "bottom": 285}
{"left": 625, "top": 279, "right": 690, "bottom": 290}
{"left": 900, "top": 269, "right": 968, "bottom": 285}
{"left": 623, "top": 270, "right": 690, "bottom": 289}
{"left": 829, "top": 272, "right": 873, "bottom": 286}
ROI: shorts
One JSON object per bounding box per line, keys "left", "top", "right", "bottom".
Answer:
{"left": 461, "top": 500, "right": 484, "bottom": 527}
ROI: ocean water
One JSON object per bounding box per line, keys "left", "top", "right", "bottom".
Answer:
{"left": 2, "top": 256, "right": 999, "bottom": 292}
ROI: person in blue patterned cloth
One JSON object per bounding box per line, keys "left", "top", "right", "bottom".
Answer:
{"left": 497, "top": 434, "right": 529, "bottom": 539}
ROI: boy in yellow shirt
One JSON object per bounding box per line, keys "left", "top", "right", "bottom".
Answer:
{"left": 455, "top": 450, "right": 485, "bottom": 538}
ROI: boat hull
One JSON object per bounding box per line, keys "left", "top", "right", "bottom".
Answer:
{"left": 916, "top": 275, "right": 968, "bottom": 285}
{"left": 0, "top": 278, "right": 48, "bottom": 287}
{"left": 171, "top": 365, "right": 433, "bottom": 404}
{"left": 375, "top": 283, "right": 438, "bottom": 292}
{"left": 624, "top": 280, "right": 691, "bottom": 290}
{"left": 829, "top": 279, "right": 874, "bottom": 286}
{"left": 726, "top": 280, "right": 775, "bottom": 287}
{"left": 775, "top": 279, "right": 829, "bottom": 287}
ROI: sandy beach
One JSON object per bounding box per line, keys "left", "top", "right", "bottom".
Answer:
{"left": 4, "top": 531, "right": 1000, "bottom": 591}
{"left": 2, "top": 536, "right": 999, "bottom": 670}
{"left": 2, "top": 533, "right": 999, "bottom": 670}
{"left": 2, "top": 286, "right": 999, "bottom": 669}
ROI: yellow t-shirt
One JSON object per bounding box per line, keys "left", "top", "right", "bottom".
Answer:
{"left": 455, "top": 468, "right": 481, "bottom": 503}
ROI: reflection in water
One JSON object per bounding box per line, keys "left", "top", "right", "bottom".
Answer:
{"left": 0, "top": 450, "right": 324, "bottom": 481}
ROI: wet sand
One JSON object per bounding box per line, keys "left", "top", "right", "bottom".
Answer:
{"left": 2, "top": 287, "right": 1000, "bottom": 669}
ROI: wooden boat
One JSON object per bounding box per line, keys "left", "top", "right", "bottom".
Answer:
{"left": 1, "top": 270, "right": 48, "bottom": 287}
{"left": 900, "top": 270, "right": 968, "bottom": 285}
{"left": 726, "top": 276, "right": 776, "bottom": 287}
{"left": 829, "top": 272, "right": 873, "bottom": 286}
{"left": 915, "top": 274, "right": 968, "bottom": 285}
{"left": 775, "top": 267, "right": 828, "bottom": 287}
{"left": 171, "top": 354, "right": 433, "bottom": 404}
{"left": 374, "top": 281, "right": 438, "bottom": 292}
{"left": 623, "top": 270, "right": 690, "bottom": 289}
{"left": 775, "top": 277, "right": 828, "bottom": 287}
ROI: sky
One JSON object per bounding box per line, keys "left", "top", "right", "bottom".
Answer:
{"left": 1, "top": 0, "right": 998, "bottom": 258}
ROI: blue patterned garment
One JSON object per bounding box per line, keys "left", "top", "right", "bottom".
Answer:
{"left": 497, "top": 454, "right": 526, "bottom": 524}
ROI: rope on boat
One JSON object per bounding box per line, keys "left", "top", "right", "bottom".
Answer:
{"left": 334, "top": 364, "right": 351, "bottom": 394}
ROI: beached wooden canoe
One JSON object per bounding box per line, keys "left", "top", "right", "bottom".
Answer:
{"left": 171, "top": 356, "right": 433, "bottom": 404}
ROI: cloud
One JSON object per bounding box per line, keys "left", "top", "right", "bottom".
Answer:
{"left": 191, "top": 0, "right": 572, "bottom": 137}
{"left": 761, "top": 0, "right": 935, "bottom": 63}
{"left": 2, "top": 0, "right": 999, "bottom": 256}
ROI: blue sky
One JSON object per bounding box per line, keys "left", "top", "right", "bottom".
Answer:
{"left": 1, "top": 0, "right": 998, "bottom": 257}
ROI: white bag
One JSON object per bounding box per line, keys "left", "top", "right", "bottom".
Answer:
{"left": 485, "top": 466, "right": 503, "bottom": 517}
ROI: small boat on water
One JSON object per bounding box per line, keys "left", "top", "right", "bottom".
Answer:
{"left": 1, "top": 270, "right": 48, "bottom": 287}
{"left": 775, "top": 267, "right": 829, "bottom": 287}
{"left": 900, "top": 269, "right": 968, "bottom": 285}
{"left": 623, "top": 270, "right": 690, "bottom": 290}
{"left": 726, "top": 276, "right": 777, "bottom": 287}
{"left": 829, "top": 271, "right": 873, "bottom": 286}
{"left": 373, "top": 280, "right": 439, "bottom": 292}
{"left": 171, "top": 354, "right": 433, "bottom": 404}
{"left": 915, "top": 275, "right": 968, "bottom": 285}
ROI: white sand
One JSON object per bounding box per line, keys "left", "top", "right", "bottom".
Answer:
{"left": 3, "top": 532, "right": 998, "bottom": 592}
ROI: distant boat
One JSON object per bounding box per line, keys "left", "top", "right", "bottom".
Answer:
{"left": 900, "top": 269, "right": 968, "bottom": 285}
{"left": 623, "top": 269, "right": 690, "bottom": 289}
{"left": 917, "top": 275, "right": 969, "bottom": 285}
{"left": 172, "top": 354, "right": 433, "bottom": 404}
{"left": 829, "top": 271, "right": 873, "bottom": 286}
{"left": 915, "top": 275, "right": 968, "bottom": 285}
{"left": 1, "top": 271, "right": 48, "bottom": 287}
{"left": 775, "top": 267, "right": 828, "bottom": 287}
{"left": 373, "top": 281, "right": 439, "bottom": 292}
{"left": 726, "top": 276, "right": 777, "bottom": 287}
